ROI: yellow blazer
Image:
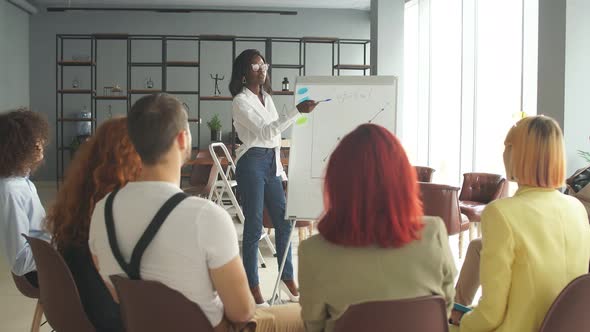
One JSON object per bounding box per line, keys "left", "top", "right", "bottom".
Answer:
{"left": 460, "top": 186, "right": 590, "bottom": 332}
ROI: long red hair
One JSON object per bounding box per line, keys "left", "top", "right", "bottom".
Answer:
{"left": 46, "top": 118, "right": 142, "bottom": 253}
{"left": 318, "top": 124, "right": 424, "bottom": 248}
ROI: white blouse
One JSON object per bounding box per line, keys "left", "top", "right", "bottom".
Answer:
{"left": 232, "top": 87, "right": 300, "bottom": 179}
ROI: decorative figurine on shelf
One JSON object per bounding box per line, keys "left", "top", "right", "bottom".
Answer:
{"left": 77, "top": 106, "right": 92, "bottom": 137}
{"left": 207, "top": 114, "right": 223, "bottom": 142}
{"left": 282, "top": 77, "right": 290, "bottom": 91}
{"left": 107, "top": 105, "right": 113, "bottom": 119}
{"left": 146, "top": 77, "right": 154, "bottom": 89}
{"left": 111, "top": 84, "right": 123, "bottom": 96}
{"left": 210, "top": 73, "right": 224, "bottom": 96}
{"left": 72, "top": 77, "right": 80, "bottom": 89}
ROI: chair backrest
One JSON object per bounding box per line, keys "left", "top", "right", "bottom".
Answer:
{"left": 459, "top": 173, "right": 508, "bottom": 203}
{"left": 538, "top": 274, "right": 590, "bottom": 332}
{"left": 188, "top": 151, "right": 214, "bottom": 190}
{"left": 110, "top": 275, "right": 214, "bottom": 332}
{"left": 24, "top": 235, "right": 96, "bottom": 332}
{"left": 415, "top": 166, "right": 436, "bottom": 182}
{"left": 333, "top": 296, "right": 448, "bottom": 332}
{"left": 419, "top": 182, "right": 462, "bottom": 235}
{"left": 11, "top": 272, "right": 39, "bottom": 299}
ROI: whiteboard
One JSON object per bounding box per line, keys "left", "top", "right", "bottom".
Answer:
{"left": 286, "top": 76, "right": 398, "bottom": 220}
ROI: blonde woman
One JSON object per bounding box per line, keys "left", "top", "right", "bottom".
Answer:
{"left": 452, "top": 115, "right": 590, "bottom": 331}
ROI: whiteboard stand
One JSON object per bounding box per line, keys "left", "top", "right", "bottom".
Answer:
{"left": 269, "top": 217, "right": 297, "bottom": 306}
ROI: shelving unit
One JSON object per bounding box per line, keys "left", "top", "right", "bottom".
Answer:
{"left": 56, "top": 33, "right": 370, "bottom": 184}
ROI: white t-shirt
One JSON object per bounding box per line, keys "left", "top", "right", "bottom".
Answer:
{"left": 88, "top": 181, "right": 239, "bottom": 327}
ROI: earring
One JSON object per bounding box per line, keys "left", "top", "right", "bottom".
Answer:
{"left": 242, "top": 76, "right": 247, "bottom": 85}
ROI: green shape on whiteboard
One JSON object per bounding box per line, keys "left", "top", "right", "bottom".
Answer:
{"left": 297, "top": 87, "right": 309, "bottom": 95}
{"left": 296, "top": 117, "right": 308, "bottom": 125}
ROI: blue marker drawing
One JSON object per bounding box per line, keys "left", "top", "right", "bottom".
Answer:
{"left": 298, "top": 96, "right": 310, "bottom": 104}
{"left": 317, "top": 98, "right": 332, "bottom": 103}
{"left": 297, "top": 87, "right": 309, "bottom": 95}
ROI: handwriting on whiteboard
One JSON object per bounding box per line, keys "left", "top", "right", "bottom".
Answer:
{"left": 335, "top": 89, "right": 374, "bottom": 103}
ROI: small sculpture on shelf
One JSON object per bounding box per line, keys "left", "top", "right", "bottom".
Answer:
{"left": 146, "top": 77, "right": 154, "bottom": 89}
{"left": 282, "top": 77, "right": 290, "bottom": 91}
{"left": 111, "top": 84, "right": 123, "bottom": 96}
{"left": 77, "top": 106, "right": 92, "bottom": 137}
{"left": 210, "top": 74, "right": 224, "bottom": 96}
{"left": 207, "top": 114, "right": 223, "bottom": 142}
{"left": 72, "top": 77, "right": 80, "bottom": 89}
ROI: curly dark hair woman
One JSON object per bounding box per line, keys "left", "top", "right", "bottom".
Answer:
{"left": 0, "top": 108, "right": 50, "bottom": 287}
{"left": 0, "top": 108, "right": 49, "bottom": 177}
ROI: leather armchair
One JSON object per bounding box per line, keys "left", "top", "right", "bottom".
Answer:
{"left": 415, "top": 166, "right": 436, "bottom": 183}
{"left": 459, "top": 173, "right": 508, "bottom": 223}
{"left": 459, "top": 172, "right": 509, "bottom": 240}
{"left": 419, "top": 182, "right": 470, "bottom": 257}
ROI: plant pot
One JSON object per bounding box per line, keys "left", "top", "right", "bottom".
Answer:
{"left": 211, "top": 130, "right": 222, "bottom": 142}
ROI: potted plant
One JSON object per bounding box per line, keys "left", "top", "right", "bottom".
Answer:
{"left": 207, "top": 114, "right": 223, "bottom": 142}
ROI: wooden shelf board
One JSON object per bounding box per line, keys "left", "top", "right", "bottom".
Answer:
{"left": 129, "top": 89, "right": 162, "bottom": 94}
{"left": 166, "top": 90, "right": 199, "bottom": 95}
{"left": 58, "top": 60, "right": 95, "bottom": 66}
{"left": 199, "top": 34, "right": 236, "bottom": 41}
{"left": 58, "top": 89, "right": 94, "bottom": 94}
{"left": 333, "top": 64, "right": 371, "bottom": 70}
{"left": 272, "top": 90, "right": 294, "bottom": 95}
{"left": 94, "top": 95, "right": 128, "bottom": 100}
{"left": 200, "top": 96, "right": 233, "bottom": 101}
{"left": 130, "top": 62, "right": 163, "bottom": 67}
{"left": 93, "top": 33, "right": 129, "bottom": 40}
{"left": 166, "top": 61, "right": 200, "bottom": 67}
{"left": 302, "top": 36, "right": 338, "bottom": 43}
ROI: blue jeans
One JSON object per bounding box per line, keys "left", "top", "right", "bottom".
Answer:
{"left": 236, "top": 147, "right": 294, "bottom": 288}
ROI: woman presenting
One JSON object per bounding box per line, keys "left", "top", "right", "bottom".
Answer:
{"left": 229, "top": 49, "right": 317, "bottom": 306}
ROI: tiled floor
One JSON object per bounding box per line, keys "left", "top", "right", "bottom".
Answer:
{"left": 0, "top": 181, "right": 477, "bottom": 331}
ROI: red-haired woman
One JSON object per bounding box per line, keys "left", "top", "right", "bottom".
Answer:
{"left": 46, "top": 118, "right": 141, "bottom": 332}
{"left": 298, "top": 124, "right": 456, "bottom": 332}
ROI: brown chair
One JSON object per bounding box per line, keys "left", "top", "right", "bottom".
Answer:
{"left": 458, "top": 173, "right": 509, "bottom": 238}
{"left": 12, "top": 273, "right": 43, "bottom": 332}
{"left": 419, "top": 182, "right": 470, "bottom": 258}
{"left": 24, "top": 235, "right": 96, "bottom": 332}
{"left": 182, "top": 151, "right": 217, "bottom": 197}
{"left": 415, "top": 166, "right": 436, "bottom": 182}
{"left": 538, "top": 274, "right": 590, "bottom": 332}
{"left": 333, "top": 296, "right": 448, "bottom": 332}
{"left": 110, "top": 275, "right": 217, "bottom": 332}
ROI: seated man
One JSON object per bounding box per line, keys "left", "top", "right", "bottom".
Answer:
{"left": 0, "top": 109, "right": 51, "bottom": 286}
{"left": 89, "top": 94, "right": 256, "bottom": 331}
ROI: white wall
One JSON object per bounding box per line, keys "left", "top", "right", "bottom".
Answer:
{"left": 29, "top": 9, "right": 371, "bottom": 180}
{"left": 564, "top": 0, "right": 590, "bottom": 175}
{"left": 0, "top": 0, "right": 30, "bottom": 110}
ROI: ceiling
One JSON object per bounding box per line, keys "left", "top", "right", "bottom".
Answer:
{"left": 33, "top": 0, "right": 371, "bottom": 10}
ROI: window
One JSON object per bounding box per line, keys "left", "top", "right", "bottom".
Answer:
{"left": 403, "top": 0, "right": 537, "bottom": 185}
